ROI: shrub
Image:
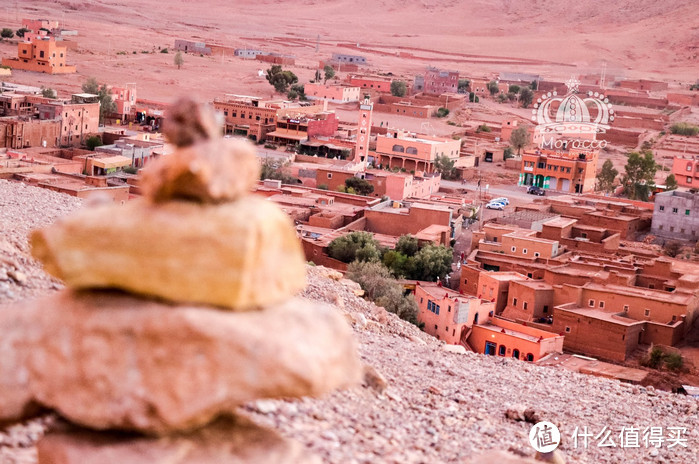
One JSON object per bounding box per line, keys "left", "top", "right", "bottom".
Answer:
{"left": 670, "top": 123, "right": 699, "bottom": 136}
{"left": 476, "top": 124, "right": 491, "bottom": 133}
{"left": 1, "top": 28, "right": 14, "bottom": 39}
{"left": 317, "top": 184, "right": 328, "bottom": 190}
{"left": 645, "top": 346, "right": 664, "bottom": 369}
{"left": 160, "top": 48, "right": 169, "bottom": 53}
{"left": 435, "top": 107, "right": 449, "bottom": 118}
{"left": 345, "top": 261, "right": 418, "bottom": 324}
{"left": 663, "top": 241, "right": 682, "bottom": 258}
{"left": 665, "top": 353, "right": 683, "bottom": 371}
{"left": 85, "top": 135, "right": 103, "bottom": 151}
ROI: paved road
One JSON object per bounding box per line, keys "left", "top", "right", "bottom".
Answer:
{"left": 441, "top": 179, "right": 568, "bottom": 202}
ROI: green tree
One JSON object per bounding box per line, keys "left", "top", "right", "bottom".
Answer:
{"left": 327, "top": 231, "right": 381, "bottom": 263}
{"left": 259, "top": 158, "right": 298, "bottom": 184}
{"left": 409, "top": 244, "right": 452, "bottom": 281}
{"left": 665, "top": 173, "right": 678, "bottom": 190}
{"left": 15, "top": 28, "right": 29, "bottom": 38}
{"left": 457, "top": 79, "right": 470, "bottom": 93}
{"left": 345, "top": 260, "right": 418, "bottom": 324}
{"left": 496, "top": 92, "right": 507, "bottom": 103}
{"left": 395, "top": 235, "right": 419, "bottom": 257}
{"left": 596, "top": 159, "right": 618, "bottom": 193}
{"left": 530, "top": 80, "right": 538, "bottom": 90}
{"left": 82, "top": 77, "right": 116, "bottom": 125}
{"left": 266, "top": 65, "right": 298, "bottom": 93}
{"left": 503, "top": 147, "right": 514, "bottom": 160}
{"left": 1, "top": 28, "right": 14, "bottom": 39}
{"left": 509, "top": 126, "right": 530, "bottom": 155}
{"left": 434, "top": 154, "right": 458, "bottom": 180}
{"left": 85, "top": 135, "right": 103, "bottom": 150}
{"left": 290, "top": 83, "right": 305, "bottom": 100}
{"left": 508, "top": 84, "right": 521, "bottom": 94}
{"left": 519, "top": 87, "right": 534, "bottom": 108}
{"left": 382, "top": 250, "right": 411, "bottom": 278}
{"left": 41, "top": 87, "right": 56, "bottom": 99}
{"left": 174, "top": 51, "right": 184, "bottom": 69}
{"left": 622, "top": 150, "right": 657, "bottom": 201}
{"left": 390, "top": 80, "right": 407, "bottom": 97}
{"left": 487, "top": 80, "right": 499, "bottom": 96}
{"left": 345, "top": 177, "right": 374, "bottom": 196}
{"left": 323, "top": 64, "right": 335, "bottom": 84}
{"left": 287, "top": 89, "right": 298, "bottom": 100}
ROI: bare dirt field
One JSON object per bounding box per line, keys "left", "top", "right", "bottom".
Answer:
{"left": 0, "top": 0, "right": 697, "bottom": 105}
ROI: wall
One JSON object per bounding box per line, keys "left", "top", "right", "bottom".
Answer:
{"left": 0, "top": 118, "right": 61, "bottom": 149}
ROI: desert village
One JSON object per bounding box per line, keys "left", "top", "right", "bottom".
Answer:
{"left": 0, "top": 2, "right": 698, "bottom": 463}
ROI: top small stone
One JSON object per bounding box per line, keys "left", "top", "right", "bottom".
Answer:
{"left": 140, "top": 98, "right": 260, "bottom": 204}
{"left": 161, "top": 98, "right": 221, "bottom": 148}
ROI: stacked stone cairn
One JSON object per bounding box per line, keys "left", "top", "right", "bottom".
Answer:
{"left": 0, "top": 99, "right": 362, "bottom": 463}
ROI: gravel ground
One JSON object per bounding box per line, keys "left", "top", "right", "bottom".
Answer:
{"left": 1, "top": 179, "right": 697, "bottom": 464}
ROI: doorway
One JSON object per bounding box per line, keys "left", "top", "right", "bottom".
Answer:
{"left": 485, "top": 341, "right": 496, "bottom": 355}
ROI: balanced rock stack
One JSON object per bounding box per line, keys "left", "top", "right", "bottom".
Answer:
{"left": 0, "top": 99, "right": 362, "bottom": 463}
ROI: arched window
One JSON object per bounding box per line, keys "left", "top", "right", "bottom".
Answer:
{"left": 392, "top": 144, "right": 405, "bottom": 153}
{"left": 406, "top": 147, "right": 418, "bottom": 155}
{"left": 512, "top": 349, "right": 520, "bottom": 359}
{"left": 498, "top": 345, "right": 506, "bottom": 356}
{"left": 526, "top": 353, "right": 534, "bottom": 362}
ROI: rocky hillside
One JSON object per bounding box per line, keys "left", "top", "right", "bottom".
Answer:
{"left": 0, "top": 179, "right": 697, "bottom": 464}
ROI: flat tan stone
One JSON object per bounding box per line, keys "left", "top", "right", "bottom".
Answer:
{"left": 140, "top": 138, "right": 260, "bottom": 204}
{"left": 31, "top": 196, "right": 305, "bottom": 310}
{"left": 37, "top": 416, "right": 321, "bottom": 464}
{"left": 0, "top": 291, "right": 361, "bottom": 434}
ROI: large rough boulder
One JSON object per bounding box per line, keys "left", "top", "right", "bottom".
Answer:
{"left": 37, "top": 416, "right": 321, "bottom": 464}
{"left": 1, "top": 290, "right": 361, "bottom": 435}
{"left": 31, "top": 196, "right": 306, "bottom": 311}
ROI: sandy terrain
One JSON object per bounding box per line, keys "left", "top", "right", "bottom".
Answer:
{"left": 0, "top": 0, "right": 697, "bottom": 106}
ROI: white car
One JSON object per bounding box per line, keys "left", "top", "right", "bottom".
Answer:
{"left": 491, "top": 197, "right": 509, "bottom": 205}
{"left": 486, "top": 201, "right": 505, "bottom": 210}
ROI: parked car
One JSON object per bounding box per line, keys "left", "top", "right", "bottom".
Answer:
{"left": 527, "top": 186, "right": 545, "bottom": 196}
{"left": 486, "top": 201, "right": 505, "bottom": 210}
{"left": 491, "top": 197, "right": 510, "bottom": 205}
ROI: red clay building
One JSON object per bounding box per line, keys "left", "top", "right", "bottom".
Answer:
{"left": 519, "top": 148, "right": 599, "bottom": 194}
{"left": 422, "top": 67, "right": 459, "bottom": 96}
{"left": 2, "top": 37, "right": 76, "bottom": 74}
{"left": 468, "top": 317, "right": 563, "bottom": 361}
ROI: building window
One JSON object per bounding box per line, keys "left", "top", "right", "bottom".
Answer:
{"left": 392, "top": 144, "right": 405, "bottom": 153}
{"left": 513, "top": 298, "right": 517, "bottom": 306}
{"left": 588, "top": 299, "right": 595, "bottom": 307}
{"left": 543, "top": 305, "right": 548, "bottom": 313}
{"left": 623, "top": 305, "right": 629, "bottom": 313}
{"left": 523, "top": 248, "right": 528, "bottom": 254}
{"left": 511, "top": 246, "right": 516, "bottom": 252}
{"left": 687, "top": 177, "right": 692, "bottom": 184}
{"left": 686, "top": 210, "right": 690, "bottom": 216}
{"left": 498, "top": 345, "right": 506, "bottom": 356}
{"left": 659, "top": 225, "right": 664, "bottom": 230}
{"left": 659, "top": 206, "right": 664, "bottom": 211}
{"left": 327, "top": 173, "right": 332, "bottom": 179}
{"left": 534, "top": 252, "right": 540, "bottom": 258}
{"left": 434, "top": 325, "right": 438, "bottom": 330}
{"left": 644, "top": 309, "right": 650, "bottom": 317}
{"left": 526, "top": 354, "right": 534, "bottom": 362}
{"left": 599, "top": 301, "right": 605, "bottom": 308}
{"left": 463, "top": 279, "right": 467, "bottom": 285}
{"left": 565, "top": 326, "right": 571, "bottom": 333}
{"left": 523, "top": 302, "right": 528, "bottom": 310}
{"left": 512, "top": 349, "right": 520, "bottom": 359}
{"left": 672, "top": 208, "right": 678, "bottom": 214}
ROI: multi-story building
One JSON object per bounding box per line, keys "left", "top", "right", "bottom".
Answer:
{"left": 213, "top": 95, "right": 279, "bottom": 142}
{"left": 415, "top": 282, "right": 495, "bottom": 345}
{"left": 267, "top": 112, "right": 338, "bottom": 146}
{"left": 36, "top": 94, "right": 100, "bottom": 146}
{"left": 1, "top": 37, "right": 76, "bottom": 74}
{"left": 651, "top": 190, "right": 699, "bottom": 241}
{"left": 109, "top": 83, "right": 137, "bottom": 123}
{"left": 518, "top": 148, "right": 598, "bottom": 194}
{"left": 671, "top": 155, "right": 699, "bottom": 188}
{"left": 303, "top": 84, "right": 361, "bottom": 103}
{"left": 422, "top": 67, "right": 459, "bottom": 95}
{"left": 374, "top": 130, "right": 461, "bottom": 173}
